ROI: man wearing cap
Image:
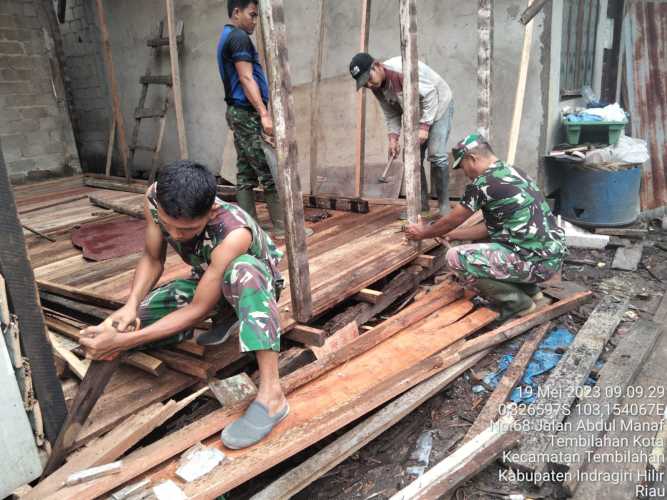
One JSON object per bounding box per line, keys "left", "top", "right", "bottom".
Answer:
{"left": 405, "top": 134, "right": 566, "bottom": 320}
{"left": 349, "top": 53, "right": 454, "bottom": 217}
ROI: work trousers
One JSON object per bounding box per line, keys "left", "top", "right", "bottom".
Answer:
{"left": 420, "top": 101, "right": 454, "bottom": 213}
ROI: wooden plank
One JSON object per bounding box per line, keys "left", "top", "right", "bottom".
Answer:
{"left": 304, "top": 194, "right": 369, "bottom": 213}
{"left": 355, "top": 288, "right": 383, "bottom": 304}
{"left": 477, "top": 0, "right": 493, "bottom": 139}
{"left": 309, "top": 0, "right": 326, "bottom": 195}
{"left": 547, "top": 320, "right": 663, "bottom": 496}
{"left": 165, "top": 0, "right": 188, "bottom": 159}
{"left": 124, "top": 352, "right": 165, "bottom": 377}
{"left": 391, "top": 417, "right": 519, "bottom": 499}
{"left": 83, "top": 175, "right": 148, "bottom": 194}
{"left": 42, "top": 356, "right": 123, "bottom": 476}
{"left": 88, "top": 194, "right": 144, "bottom": 219}
{"left": 594, "top": 227, "right": 648, "bottom": 239}
{"left": 94, "top": 0, "right": 129, "bottom": 179}
{"left": 151, "top": 349, "right": 213, "bottom": 380}
{"left": 463, "top": 322, "right": 551, "bottom": 442}
{"left": 654, "top": 292, "right": 667, "bottom": 325}
{"left": 52, "top": 302, "right": 494, "bottom": 500}
{"left": 520, "top": 0, "right": 550, "bottom": 24}
{"left": 507, "top": 0, "right": 534, "bottom": 165}
{"left": 612, "top": 242, "right": 644, "bottom": 271}
{"left": 174, "top": 339, "right": 206, "bottom": 358}
{"left": 287, "top": 324, "right": 326, "bottom": 347}
{"left": 37, "top": 280, "right": 125, "bottom": 311}
{"left": 280, "top": 286, "right": 466, "bottom": 393}
{"left": 354, "top": 0, "right": 372, "bottom": 198}
{"left": 252, "top": 349, "right": 489, "bottom": 500}
{"left": 399, "top": 0, "right": 421, "bottom": 226}
{"left": 105, "top": 118, "right": 115, "bottom": 176}
{"left": 259, "top": 0, "right": 312, "bottom": 322}
{"left": 414, "top": 254, "right": 435, "bottom": 268}
{"left": 310, "top": 321, "right": 359, "bottom": 360}
{"left": 26, "top": 401, "right": 170, "bottom": 499}
{"left": 0, "top": 145, "right": 67, "bottom": 443}
{"left": 49, "top": 333, "right": 90, "bottom": 379}
{"left": 507, "top": 295, "right": 628, "bottom": 473}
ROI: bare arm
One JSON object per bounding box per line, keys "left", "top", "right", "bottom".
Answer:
{"left": 80, "top": 228, "right": 253, "bottom": 359}
{"left": 405, "top": 203, "right": 474, "bottom": 241}
{"left": 125, "top": 196, "right": 168, "bottom": 310}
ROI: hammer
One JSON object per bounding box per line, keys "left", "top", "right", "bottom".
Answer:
{"left": 378, "top": 152, "right": 397, "bottom": 183}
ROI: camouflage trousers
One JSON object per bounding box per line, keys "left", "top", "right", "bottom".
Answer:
{"left": 445, "top": 242, "right": 561, "bottom": 286}
{"left": 138, "top": 254, "right": 282, "bottom": 352}
{"left": 226, "top": 106, "right": 276, "bottom": 194}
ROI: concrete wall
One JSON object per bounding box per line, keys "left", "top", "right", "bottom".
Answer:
{"left": 0, "top": 0, "right": 79, "bottom": 184}
{"left": 59, "top": 0, "right": 551, "bottom": 194}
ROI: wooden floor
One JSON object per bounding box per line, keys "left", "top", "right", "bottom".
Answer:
{"left": 15, "top": 175, "right": 437, "bottom": 332}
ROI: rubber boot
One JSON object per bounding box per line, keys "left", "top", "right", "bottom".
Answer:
{"left": 236, "top": 188, "right": 258, "bottom": 222}
{"left": 264, "top": 190, "right": 285, "bottom": 238}
{"left": 475, "top": 278, "right": 536, "bottom": 321}
{"left": 516, "top": 282, "right": 544, "bottom": 301}
{"left": 433, "top": 165, "right": 451, "bottom": 216}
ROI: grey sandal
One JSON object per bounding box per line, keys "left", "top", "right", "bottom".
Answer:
{"left": 220, "top": 400, "right": 290, "bottom": 450}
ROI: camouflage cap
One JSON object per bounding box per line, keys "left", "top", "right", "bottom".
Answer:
{"left": 451, "top": 133, "right": 483, "bottom": 169}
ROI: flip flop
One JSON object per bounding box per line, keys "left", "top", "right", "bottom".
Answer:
{"left": 220, "top": 400, "right": 290, "bottom": 450}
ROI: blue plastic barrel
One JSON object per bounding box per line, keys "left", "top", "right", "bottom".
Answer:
{"left": 558, "top": 163, "right": 641, "bottom": 227}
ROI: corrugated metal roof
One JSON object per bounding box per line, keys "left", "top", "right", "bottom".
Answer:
{"left": 624, "top": 1, "right": 667, "bottom": 209}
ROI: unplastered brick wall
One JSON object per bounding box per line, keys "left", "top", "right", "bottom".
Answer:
{"left": 0, "top": 0, "right": 80, "bottom": 184}
{"left": 58, "top": 0, "right": 110, "bottom": 169}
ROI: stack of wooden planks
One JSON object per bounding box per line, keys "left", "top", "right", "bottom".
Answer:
{"left": 31, "top": 283, "right": 591, "bottom": 499}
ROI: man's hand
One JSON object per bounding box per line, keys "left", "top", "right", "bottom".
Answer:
{"left": 405, "top": 216, "right": 430, "bottom": 241}
{"left": 260, "top": 113, "right": 274, "bottom": 137}
{"left": 418, "top": 128, "right": 429, "bottom": 145}
{"left": 79, "top": 321, "right": 124, "bottom": 361}
{"left": 105, "top": 304, "right": 139, "bottom": 333}
{"left": 388, "top": 135, "right": 401, "bottom": 159}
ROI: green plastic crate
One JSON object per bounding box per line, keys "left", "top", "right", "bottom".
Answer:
{"left": 561, "top": 117, "right": 627, "bottom": 146}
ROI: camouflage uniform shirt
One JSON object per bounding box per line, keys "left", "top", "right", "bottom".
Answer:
{"left": 147, "top": 183, "right": 283, "bottom": 282}
{"left": 460, "top": 161, "right": 566, "bottom": 265}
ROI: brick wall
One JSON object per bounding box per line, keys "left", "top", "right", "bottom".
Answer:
{"left": 58, "top": 0, "right": 110, "bottom": 170}
{"left": 0, "top": 0, "right": 80, "bottom": 184}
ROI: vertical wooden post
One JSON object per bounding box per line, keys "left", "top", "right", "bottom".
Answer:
{"left": 0, "top": 140, "right": 66, "bottom": 443}
{"left": 399, "top": 0, "right": 421, "bottom": 231}
{"left": 309, "top": 0, "right": 326, "bottom": 195}
{"left": 165, "top": 0, "right": 189, "bottom": 159}
{"left": 94, "top": 0, "right": 130, "bottom": 180}
{"left": 506, "top": 0, "right": 535, "bottom": 165}
{"left": 259, "top": 0, "right": 313, "bottom": 322}
{"left": 477, "top": 0, "right": 493, "bottom": 139}
{"left": 354, "top": 0, "right": 372, "bottom": 198}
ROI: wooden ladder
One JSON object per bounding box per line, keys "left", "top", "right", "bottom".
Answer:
{"left": 128, "top": 20, "right": 184, "bottom": 183}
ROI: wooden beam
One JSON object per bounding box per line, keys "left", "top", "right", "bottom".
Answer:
{"left": 303, "top": 194, "right": 369, "bottom": 213}
{"left": 37, "top": 280, "right": 125, "bottom": 311}
{"left": 399, "top": 0, "right": 422, "bottom": 229}
{"left": 94, "top": 0, "right": 129, "bottom": 179}
{"left": 414, "top": 254, "right": 435, "bottom": 268}
{"left": 463, "top": 322, "right": 550, "bottom": 442}
{"left": 391, "top": 417, "right": 519, "bottom": 499}
{"left": 0, "top": 144, "right": 67, "bottom": 443}
{"left": 507, "top": 295, "right": 628, "bottom": 473}
{"left": 520, "top": 0, "right": 551, "bottom": 25}
{"left": 309, "top": 0, "right": 326, "bottom": 195}
{"left": 355, "top": 288, "right": 383, "bottom": 304}
{"left": 477, "top": 0, "right": 493, "bottom": 139}
{"left": 252, "top": 349, "right": 489, "bottom": 500}
{"left": 105, "top": 118, "right": 115, "bottom": 176}
{"left": 506, "top": 0, "right": 534, "bottom": 165}
{"left": 259, "top": 0, "right": 313, "bottom": 322}
{"left": 550, "top": 320, "right": 663, "bottom": 497}
{"left": 309, "top": 321, "right": 359, "bottom": 360}
{"left": 354, "top": 0, "right": 372, "bottom": 198}
{"left": 287, "top": 324, "right": 326, "bottom": 347}
{"left": 83, "top": 174, "right": 148, "bottom": 194}
{"left": 164, "top": 0, "right": 188, "bottom": 159}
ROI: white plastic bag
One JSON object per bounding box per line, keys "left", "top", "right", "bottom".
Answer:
{"left": 613, "top": 134, "right": 650, "bottom": 164}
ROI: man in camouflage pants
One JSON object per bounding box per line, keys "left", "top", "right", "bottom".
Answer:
{"left": 80, "top": 161, "right": 289, "bottom": 450}
{"left": 406, "top": 133, "right": 566, "bottom": 320}
{"left": 217, "top": 0, "right": 284, "bottom": 236}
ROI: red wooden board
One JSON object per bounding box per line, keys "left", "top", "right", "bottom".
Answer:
{"left": 71, "top": 217, "right": 146, "bottom": 261}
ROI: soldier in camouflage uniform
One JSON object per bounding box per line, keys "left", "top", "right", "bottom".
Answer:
{"left": 405, "top": 133, "right": 566, "bottom": 320}
{"left": 80, "top": 161, "right": 289, "bottom": 450}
